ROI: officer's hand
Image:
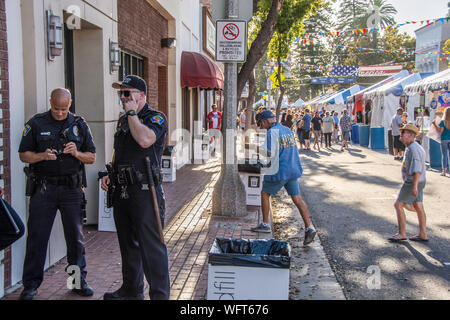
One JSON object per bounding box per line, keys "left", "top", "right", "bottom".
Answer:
{"left": 43, "top": 148, "right": 58, "bottom": 161}
{"left": 63, "top": 142, "right": 78, "bottom": 157}
{"left": 101, "top": 176, "right": 110, "bottom": 192}
{"left": 123, "top": 95, "right": 138, "bottom": 113}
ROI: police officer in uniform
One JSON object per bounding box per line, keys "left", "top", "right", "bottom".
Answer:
{"left": 101, "top": 75, "right": 170, "bottom": 300}
{"left": 18, "top": 88, "right": 96, "bottom": 300}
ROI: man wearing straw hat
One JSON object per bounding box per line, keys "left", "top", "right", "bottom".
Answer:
{"left": 388, "top": 122, "right": 429, "bottom": 242}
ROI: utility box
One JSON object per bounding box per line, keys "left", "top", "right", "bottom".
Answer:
{"left": 238, "top": 160, "right": 264, "bottom": 206}
{"left": 162, "top": 145, "right": 176, "bottom": 182}
{"left": 207, "top": 238, "right": 291, "bottom": 300}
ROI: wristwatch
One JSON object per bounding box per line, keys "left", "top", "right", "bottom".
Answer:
{"left": 126, "top": 110, "right": 137, "bottom": 117}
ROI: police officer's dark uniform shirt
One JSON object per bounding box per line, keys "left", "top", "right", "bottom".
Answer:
{"left": 113, "top": 104, "right": 167, "bottom": 171}
{"left": 19, "top": 111, "right": 96, "bottom": 176}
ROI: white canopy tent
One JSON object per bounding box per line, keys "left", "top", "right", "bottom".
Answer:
{"left": 404, "top": 68, "right": 450, "bottom": 94}
{"left": 292, "top": 98, "right": 305, "bottom": 107}
{"left": 364, "top": 72, "right": 434, "bottom": 147}
{"left": 318, "top": 85, "right": 365, "bottom": 114}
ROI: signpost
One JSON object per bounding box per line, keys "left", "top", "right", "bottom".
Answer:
{"left": 215, "top": 20, "right": 247, "bottom": 62}
{"left": 269, "top": 68, "right": 285, "bottom": 89}
{"left": 212, "top": 0, "right": 248, "bottom": 217}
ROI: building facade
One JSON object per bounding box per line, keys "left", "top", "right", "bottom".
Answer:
{"left": 415, "top": 20, "right": 450, "bottom": 74}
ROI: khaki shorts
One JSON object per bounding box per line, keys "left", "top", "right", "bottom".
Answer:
{"left": 397, "top": 181, "right": 426, "bottom": 204}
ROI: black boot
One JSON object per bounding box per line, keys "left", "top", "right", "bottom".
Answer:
{"left": 103, "top": 287, "right": 144, "bottom": 300}
{"left": 19, "top": 287, "right": 37, "bottom": 300}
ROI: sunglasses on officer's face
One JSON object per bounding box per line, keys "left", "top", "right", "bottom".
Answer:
{"left": 118, "top": 90, "right": 140, "bottom": 98}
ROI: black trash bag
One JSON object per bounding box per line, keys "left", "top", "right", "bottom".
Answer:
{"left": 238, "top": 159, "right": 265, "bottom": 174}
{"left": 163, "top": 145, "right": 176, "bottom": 156}
{"left": 209, "top": 238, "right": 291, "bottom": 269}
{"left": 0, "top": 198, "right": 25, "bottom": 251}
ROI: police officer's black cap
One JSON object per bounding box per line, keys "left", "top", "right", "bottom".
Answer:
{"left": 112, "top": 75, "right": 147, "bottom": 93}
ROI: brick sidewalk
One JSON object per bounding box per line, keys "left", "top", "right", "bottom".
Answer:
{"left": 3, "top": 159, "right": 269, "bottom": 300}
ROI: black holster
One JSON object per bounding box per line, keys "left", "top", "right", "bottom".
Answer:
{"left": 24, "top": 166, "right": 37, "bottom": 197}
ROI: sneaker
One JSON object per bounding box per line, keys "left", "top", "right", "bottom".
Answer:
{"left": 72, "top": 279, "right": 94, "bottom": 297}
{"left": 303, "top": 228, "right": 317, "bottom": 245}
{"left": 250, "top": 223, "right": 271, "bottom": 233}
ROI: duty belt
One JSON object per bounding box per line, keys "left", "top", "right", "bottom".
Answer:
{"left": 112, "top": 165, "right": 148, "bottom": 186}
{"left": 37, "top": 172, "right": 82, "bottom": 189}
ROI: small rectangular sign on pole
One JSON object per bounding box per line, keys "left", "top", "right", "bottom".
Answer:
{"left": 215, "top": 20, "right": 247, "bottom": 62}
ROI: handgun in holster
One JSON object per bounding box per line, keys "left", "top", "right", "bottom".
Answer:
{"left": 105, "top": 163, "right": 116, "bottom": 208}
{"left": 23, "top": 165, "right": 37, "bottom": 197}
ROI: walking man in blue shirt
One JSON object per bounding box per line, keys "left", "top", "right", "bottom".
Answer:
{"left": 251, "top": 110, "right": 317, "bottom": 245}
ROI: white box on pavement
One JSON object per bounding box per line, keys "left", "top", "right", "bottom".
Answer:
{"left": 98, "top": 180, "right": 116, "bottom": 232}
{"left": 239, "top": 172, "right": 263, "bottom": 206}
{"left": 207, "top": 264, "right": 290, "bottom": 300}
{"left": 162, "top": 155, "right": 176, "bottom": 182}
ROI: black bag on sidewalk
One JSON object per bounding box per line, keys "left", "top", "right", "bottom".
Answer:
{"left": 0, "top": 198, "right": 25, "bottom": 251}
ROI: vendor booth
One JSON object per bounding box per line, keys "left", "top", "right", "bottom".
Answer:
{"left": 318, "top": 85, "right": 365, "bottom": 115}
{"left": 347, "top": 70, "right": 410, "bottom": 124}
{"left": 364, "top": 72, "right": 434, "bottom": 148}
{"left": 405, "top": 68, "right": 450, "bottom": 166}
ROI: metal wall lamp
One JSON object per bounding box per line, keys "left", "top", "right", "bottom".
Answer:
{"left": 110, "top": 40, "right": 121, "bottom": 73}
{"left": 47, "top": 10, "right": 63, "bottom": 61}
{"left": 161, "top": 38, "right": 176, "bottom": 48}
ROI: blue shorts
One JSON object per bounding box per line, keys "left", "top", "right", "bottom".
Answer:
{"left": 262, "top": 179, "right": 300, "bottom": 196}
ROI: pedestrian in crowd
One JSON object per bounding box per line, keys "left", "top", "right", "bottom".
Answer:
{"left": 285, "top": 109, "right": 294, "bottom": 129}
{"left": 333, "top": 112, "right": 340, "bottom": 143}
{"left": 402, "top": 111, "right": 408, "bottom": 124}
{"left": 391, "top": 108, "right": 405, "bottom": 160}
{"left": 311, "top": 111, "right": 323, "bottom": 151}
{"left": 296, "top": 113, "right": 305, "bottom": 149}
{"left": 339, "top": 109, "right": 352, "bottom": 151}
{"left": 18, "top": 88, "right": 96, "bottom": 300}
{"left": 101, "top": 75, "right": 170, "bottom": 300}
{"left": 432, "top": 106, "right": 450, "bottom": 176}
{"left": 280, "top": 110, "right": 287, "bottom": 126}
{"left": 206, "top": 104, "right": 222, "bottom": 156}
{"left": 251, "top": 110, "right": 317, "bottom": 245}
{"left": 322, "top": 112, "right": 334, "bottom": 148}
{"left": 239, "top": 109, "right": 246, "bottom": 131}
{"left": 301, "top": 109, "right": 312, "bottom": 150}
{"left": 389, "top": 122, "right": 428, "bottom": 242}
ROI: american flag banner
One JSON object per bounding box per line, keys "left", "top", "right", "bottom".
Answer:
{"left": 332, "top": 65, "right": 360, "bottom": 77}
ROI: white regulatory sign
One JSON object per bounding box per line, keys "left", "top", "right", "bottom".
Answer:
{"left": 215, "top": 20, "right": 247, "bottom": 62}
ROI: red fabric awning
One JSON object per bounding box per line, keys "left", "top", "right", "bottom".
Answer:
{"left": 181, "top": 51, "right": 224, "bottom": 90}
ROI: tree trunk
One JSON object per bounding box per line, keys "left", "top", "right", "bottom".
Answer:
{"left": 275, "top": 41, "right": 285, "bottom": 121}
{"left": 237, "top": 0, "right": 284, "bottom": 101}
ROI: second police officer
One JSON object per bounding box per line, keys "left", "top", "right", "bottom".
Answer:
{"left": 101, "top": 75, "right": 170, "bottom": 300}
{"left": 18, "top": 88, "right": 96, "bottom": 300}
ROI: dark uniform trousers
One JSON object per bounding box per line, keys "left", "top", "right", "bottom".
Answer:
{"left": 113, "top": 183, "right": 170, "bottom": 300}
{"left": 22, "top": 184, "right": 87, "bottom": 289}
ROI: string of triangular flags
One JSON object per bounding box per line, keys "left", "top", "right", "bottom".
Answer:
{"left": 297, "top": 42, "right": 450, "bottom": 56}
{"left": 297, "top": 16, "right": 450, "bottom": 39}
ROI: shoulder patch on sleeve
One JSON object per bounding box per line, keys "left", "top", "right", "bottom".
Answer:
{"left": 151, "top": 115, "right": 165, "bottom": 125}
{"left": 23, "top": 124, "right": 31, "bottom": 136}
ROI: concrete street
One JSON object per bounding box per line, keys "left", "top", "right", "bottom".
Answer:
{"left": 297, "top": 143, "right": 450, "bottom": 300}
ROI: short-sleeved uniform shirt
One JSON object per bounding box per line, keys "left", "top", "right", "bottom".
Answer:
{"left": 264, "top": 122, "right": 303, "bottom": 183}
{"left": 19, "top": 111, "right": 96, "bottom": 177}
{"left": 302, "top": 114, "right": 312, "bottom": 131}
{"left": 402, "top": 141, "right": 426, "bottom": 183}
{"left": 113, "top": 104, "right": 167, "bottom": 174}
{"left": 391, "top": 114, "right": 403, "bottom": 136}
{"left": 439, "top": 120, "right": 450, "bottom": 140}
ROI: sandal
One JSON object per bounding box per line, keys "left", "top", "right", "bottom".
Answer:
{"left": 388, "top": 234, "right": 408, "bottom": 242}
{"left": 409, "top": 236, "right": 429, "bottom": 242}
